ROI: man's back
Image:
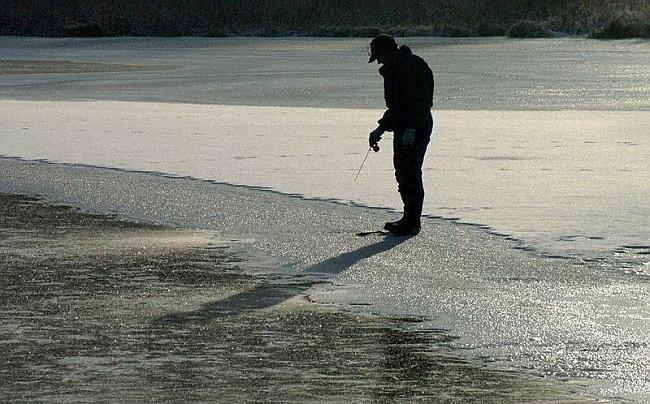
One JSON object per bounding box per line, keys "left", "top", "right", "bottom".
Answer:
{"left": 378, "top": 45, "right": 434, "bottom": 131}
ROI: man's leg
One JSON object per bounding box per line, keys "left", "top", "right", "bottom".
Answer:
{"left": 386, "top": 115, "right": 432, "bottom": 234}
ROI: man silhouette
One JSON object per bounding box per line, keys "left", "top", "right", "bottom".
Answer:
{"left": 368, "top": 34, "right": 434, "bottom": 236}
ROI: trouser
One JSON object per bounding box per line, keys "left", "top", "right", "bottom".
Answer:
{"left": 393, "top": 112, "right": 433, "bottom": 194}
{"left": 392, "top": 112, "right": 433, "bottom": 223}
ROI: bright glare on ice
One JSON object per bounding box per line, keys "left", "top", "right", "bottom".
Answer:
{"left": 0, "top": 100, "right": 647, "bottom": 262}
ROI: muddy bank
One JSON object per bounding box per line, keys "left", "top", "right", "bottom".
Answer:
{"left": 0, "top": 193, "right": 577, "bottom": 401}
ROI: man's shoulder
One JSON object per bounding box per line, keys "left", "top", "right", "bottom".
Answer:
{"left": 398, "top": 48, "right": 430, "bottom": 70}
{"left": 401, "top": 53, "right": 431, "bottom": 78}
{"left": 409, "top": 52, "right": 430, "bottom": 69}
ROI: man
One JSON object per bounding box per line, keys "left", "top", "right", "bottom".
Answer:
{"left": 368, "top": 34, "right": 434, "bottom": 236}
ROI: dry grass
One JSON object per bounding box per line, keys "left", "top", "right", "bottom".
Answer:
{"left": 1, "top": 0, "right": 648, "bottom": 38}
{"left": 507, "top": 20, "right": 554, "bottom": 38}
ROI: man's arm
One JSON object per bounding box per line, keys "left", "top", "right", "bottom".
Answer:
{"left": 377, "top": 109, "right": 395, "bottom": 132}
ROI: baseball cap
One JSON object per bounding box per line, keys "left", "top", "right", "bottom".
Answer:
{"left": 368, "top": 34, "right": 398, "bottom": 63}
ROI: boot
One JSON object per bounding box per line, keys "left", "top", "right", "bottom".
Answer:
{"left": 383, "top": 191, "right": 409, "bottom": 229}
{"left": 384, "top": 190, "right": 423, "bottom": 236}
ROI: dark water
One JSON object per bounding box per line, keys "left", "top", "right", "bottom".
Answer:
{"left": 0, "top": 194, "right": 579, "bottom": 401}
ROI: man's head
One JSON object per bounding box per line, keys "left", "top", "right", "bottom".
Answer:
{"left": 368, "top": 34, "right": 398, "bottom": 64}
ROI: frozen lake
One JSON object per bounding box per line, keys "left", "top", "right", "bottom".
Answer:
{"left": 1, "top": 36, "right": 648, "bottom": 268}
{"left": 1, "top": 36, "right": 649, "bottom": 399}
{"left": 1, "top": 36, "right": 649, "bottom": 110}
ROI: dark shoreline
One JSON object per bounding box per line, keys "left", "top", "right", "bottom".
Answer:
{"left": 0, "top": 192, "right": 580, "bottom": 401}
{"left": 4, "top": 29, "right": 650, "bottom": 40}
{"left": 2, "top": 0, "right": 648, "bottom": 40}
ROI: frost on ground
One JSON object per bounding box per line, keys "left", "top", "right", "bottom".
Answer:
{"left": 1, "top": 158, "right": 648, "bottom": 400}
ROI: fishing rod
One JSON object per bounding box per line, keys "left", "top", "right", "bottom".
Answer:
{"left": 354, "top": 144, "right": 380, "bottom": 182}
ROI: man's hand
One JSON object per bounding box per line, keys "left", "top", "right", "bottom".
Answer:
{"left": 402, "top": 128, "right": 416, "bottom": 147}
{"left": 369, "top": 126, "right": 384, "bottom": 147}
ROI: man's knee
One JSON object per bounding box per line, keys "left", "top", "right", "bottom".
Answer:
{"left": 395, "top": 173, "right": 424, "bottom": 194}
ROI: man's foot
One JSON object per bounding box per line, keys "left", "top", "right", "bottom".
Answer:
{"left": 383, "top": 221, "right": 420, "bottom": 236}
{"left": 383, "top": 217, "right": 405, "bottom": 229}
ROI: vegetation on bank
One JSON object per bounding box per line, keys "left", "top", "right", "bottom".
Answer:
{"left": 1, "top": 0, "right": 648, "bottom": 39}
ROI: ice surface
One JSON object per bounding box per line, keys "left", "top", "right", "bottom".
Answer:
{"left": 1, "top": 100, "right": 647, "bottom": 265}
{"left": 1, "top": 158, "right": 648, "bottom": 399}
{"left": 1, "top": 36, "right": 649, "bottom": 399}
{"left": 1, "top": 36, "right": 648, "bottom": 264}
{"left": 1, "top": 36, "right": 648, "bottom": 111}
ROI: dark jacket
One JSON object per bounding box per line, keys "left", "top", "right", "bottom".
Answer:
{"left": 377, "top": 45, "right": 434, "bottom": 132}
